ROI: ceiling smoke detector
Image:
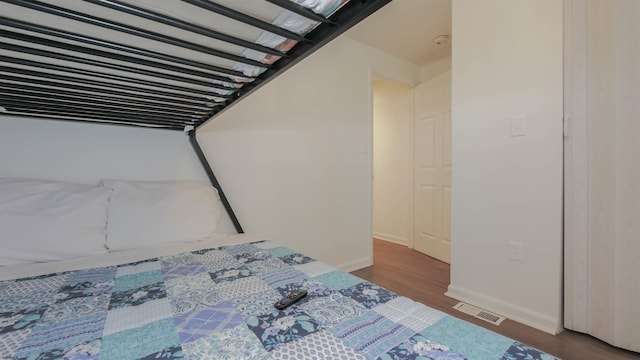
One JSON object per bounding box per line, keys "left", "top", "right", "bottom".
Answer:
{"left": 432, "top": 34, "right": 449, "bottom": 45}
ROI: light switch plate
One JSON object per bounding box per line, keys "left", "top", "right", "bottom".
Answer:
{"left": 510, "top": 115, "right": 526, "bottom": 137}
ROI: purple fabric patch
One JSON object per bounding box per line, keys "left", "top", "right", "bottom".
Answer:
{"left": 162, "top": 263, "right": 206, "bottom": 281}
{"left": 173, "top": 301, "right": 243, "bottom": 343}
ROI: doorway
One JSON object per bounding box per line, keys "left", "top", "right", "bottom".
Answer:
{"left": 372, "top": 70, "right": 452, "bottom": 264}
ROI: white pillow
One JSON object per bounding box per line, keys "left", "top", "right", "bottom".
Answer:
{"left": 0, "top": 178, "right": 111, "bottom": 266}
{"left": 99, "top": 180, "right": 221, "bottom": 251}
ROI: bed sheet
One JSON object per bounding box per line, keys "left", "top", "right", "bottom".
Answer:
{"left": 0, "top": 238, "right": 558, "bottom": 360}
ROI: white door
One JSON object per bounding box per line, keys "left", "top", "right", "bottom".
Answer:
{"left": 413, "top": 71, "right": 452, "bottom": 263}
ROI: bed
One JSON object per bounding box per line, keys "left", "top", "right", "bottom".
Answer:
{"left": 0, "top": 178, "right": 558, "bottom": 360}
{"left": 1, "top": 2, "right": 559, "bottom": 358}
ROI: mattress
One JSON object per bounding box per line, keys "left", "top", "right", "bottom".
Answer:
{"left": 0, "top": 235, "right": 557, "bottom": 359}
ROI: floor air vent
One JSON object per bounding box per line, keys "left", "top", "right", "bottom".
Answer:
{"left": 453, "top": 302, "right": 506, "bottom": 325}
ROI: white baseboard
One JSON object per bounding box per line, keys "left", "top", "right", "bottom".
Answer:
{"left": 373, "top": 232, "right": 408, "bottom": 246}
{"left": 336, "top": 256, "right": 373, "bottom": 273}
{"left": 445, "top": 285, "right": 562, "bottom": 335}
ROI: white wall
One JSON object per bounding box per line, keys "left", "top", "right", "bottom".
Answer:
{"left": 372, "top": 78, "right": 413, "bottom": 246}
{"left": 447, "top": 0, "right": 563, "bottom": 334}
{"left": 198, "top": 36, "right": 419, "bottom": 270}
{"left": 0, "top": 116, "right": 205, "bottom": 183}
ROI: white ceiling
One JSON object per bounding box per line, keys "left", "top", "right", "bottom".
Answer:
{"left": 346, "top": 0, "right": 451, "bottom": 66}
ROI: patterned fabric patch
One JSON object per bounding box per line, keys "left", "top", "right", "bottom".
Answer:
{"left": 161, "top": 252, "right": 198, "bottom": 268}
{"left": 419, "top": 316, "right": 515, "bottom": 360}
{"left": 216, "top": 276, "right": 272, "bottom": 300}
{"left": 174, "top": 301, "right": 243, "bottom": 344}
{"left": 245, "top": 257, "right": 288, "bottom": 274}
{"left": 235, "top": 250, "right": 272, "bottom": 265}
{"left": 0, "top": 292, "right": 55, "bottom": 313}
{"left": 162, "top": 263, "right": 206, "bottom": 281}
{"left": 181, "top": 324, "right": 267, "bottom": 360}
{"left": 294, "top": 261, "right": 335, "bottom": 277}
{"left": 16, "top": 312, "right": 106, "bottom": 357}
{"left": 269, "top": 330, "right": 366, "bottom": 360}
{"left": 100, "top": 318, "right": 179, "bottom": 360}
{"left": 297, "top": 293, "right": 366, "bottom": 327}
{"left": 165, "top": 273, "right": 220, "bottom": 315}
{"left": 379, "top": 333, "right": 467, "bottom": 360}
{"left": 209, "top": 267, "right": 252, "bottom": 284}
{"left": 141, "top": 344, "right": 184, "bottom": 360}
{"left": 264, "top": 246, "right": 296, "bottom": 258}
{"left": 315, "top": 270, "right": 364, "bottom": 290}
{"left": 63, "top": 267, "right": 116, "bottom": 291}
{"left": 231, "top": 289, "right": 281, "bottom": 319}
{"left": 374, "top": 297, "right": 446, "bottom": 332}
{"left": 330, "top": 310, "right": 415, "bottom": 359}
{"left": 258, "top": 268, "right": 307, "bottom": 288}
{"left": 40, "top": 294, "right": 110, "bottom": 325}
{"left": 109, "top": 282, "right": 167, "bottom": 310}
{"left": 200, "top": 255, "right": 242, "bottom": 273}
{"left": 280, "top": 253, "right": 315, "bottom": 266}
{"left": 0, "top": 328, "right": 30, "bottom": 358}
{"left": 219, "top": 243, "right": 259, "bottom": 256}
{"left": 0, "top": 307, "right": 48, "bottom": 334}
{"left": 16, "top": 338, "right": 101, "bottom": 360}
{"left": 55, "top": 282, "right": 102, "bottom": 303}
{"left": 339, "top": 282, "right": 397, "bottom": 309}
{"left": 103, "top": 298, "right": 173, "bottom": 336}
{"left": 245, "top": 310, "right": 321, "bottom": 352}
{"left": 113, "top": 270, "right": 164, "bottom": 292}
{"left": 277, "top": 278, "right": 333, "bottom": 299}
{"left": 501, "top": 341, "right": 558, "bottom": 360}
{"left": 2, "top": 275, "right": 66, "bottom": 297}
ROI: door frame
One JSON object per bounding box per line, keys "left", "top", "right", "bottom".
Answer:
{"left": 367, "top": 68, "right": 416, "bottom": 250}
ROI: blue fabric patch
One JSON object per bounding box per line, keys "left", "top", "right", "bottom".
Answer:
{"left": 209, "top": 267, "right": 253, "bottom": 283}
{"left": 15, "top": 339, "right": 101, "bottom": 360}
{"left": 162, "top": 263, "right": 206, "bottom": 281}
{"left": 339, "top": 282, "right": 397, "bottom": 309}
{"left": 501, "top": 342, "right": 559, "bottom": 360}
{"left": 419, "top": 316, "right": 515, "bottom": 360}
{"left": 258, "top": 268, "right": 307, "bottom": 288}
{"left": 280, "top": 253, "right": 315, "bottom": 266}
{"left": 0, "top": 307, "right": 48, "bottom": 334}
{"left": 379, "top": 333, "right": 467, "bottom": 360}
{"left": 219, "top": 243, "right": 259, "bottom": 256}
{"left": 330, "top": 310, "right": 414, "bottom": 359}
{"left": 16, "top": 312, "right": 106, "bottom": 357}
{"left": 113, "top": 270, "right": 164, "bottom": 292}
{"left": 141, "top": 345, "right": 184, "bottom": 360}
{"left": 100, "top": 318, "right": 179, "bottom": 360}
{"left": 245, "top": 309, "right": 321, "bottom": 351}
{"left": 315, "top": 270, "right": 364, "bottom": 290}
{"left": 265, "top": 246, "right": 296, "bottom": 258}
{"left": 174, "top": 301, "right": 243, "bottom": 343}
{"left": 235, "top": 250, "right": 272, "bottom": 265}
{"left": 108, "top": 282, "right": 167, "bottom": 310}
{"left": 277, "top": 278, "right": 333, "bottom": 300}
{"left": 63, "top": 267, "right": 116, "bottom": 287}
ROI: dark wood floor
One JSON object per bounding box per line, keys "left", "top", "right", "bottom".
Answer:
{"left": 351, "top": 239, "right": 640, "bottom": 360}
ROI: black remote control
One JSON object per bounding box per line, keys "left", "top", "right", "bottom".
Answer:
{"left": 274, "top": 289, "right": 307, "bottom": 310}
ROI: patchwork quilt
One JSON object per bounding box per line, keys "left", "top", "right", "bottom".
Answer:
{"left": 0, "top": 240, "right": 558, "bottom": 360}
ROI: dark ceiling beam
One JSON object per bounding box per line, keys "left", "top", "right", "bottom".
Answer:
{"left": 1, "top": 0, "right": 268, "bottom": 67}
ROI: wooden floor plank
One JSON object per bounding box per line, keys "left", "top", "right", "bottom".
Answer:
{"left": 351, "top": 239, "right": 640, "bottom": 360}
